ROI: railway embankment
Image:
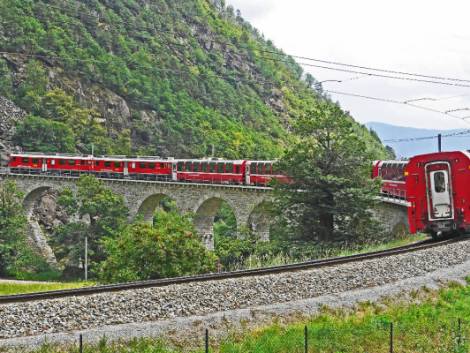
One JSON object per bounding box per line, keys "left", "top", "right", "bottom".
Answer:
{"left": 2, "top": 238, "right": 470, "bottom": 349}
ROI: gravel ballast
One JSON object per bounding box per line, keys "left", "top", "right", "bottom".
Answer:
{"left": 2, "top": 239, "right": 470, "bottom": 347}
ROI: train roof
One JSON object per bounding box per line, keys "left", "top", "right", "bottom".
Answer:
{"left": 10, "top": 153, "right": 174, "bottom": 163}
{"left": 377, "top": 160, "right": 409, "bottom": 166}
{"left": 175, "top": 158, "right": 246, "bottom": 163}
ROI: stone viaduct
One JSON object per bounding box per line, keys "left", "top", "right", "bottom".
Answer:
{"left": 0, "top": 172, "right": 274, "bottom": 250}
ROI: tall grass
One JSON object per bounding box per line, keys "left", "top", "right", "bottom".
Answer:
{"left": 0, "top": 281, "right": 93, "bottom": 295}
{"left": 227, "top": 234, "right": 428, "bottom": 271}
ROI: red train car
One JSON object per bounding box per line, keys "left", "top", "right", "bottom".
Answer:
{"left": 7, "top": 153, "right": 289, "bottom": 187}
{"left": 405, "top": 151, "right": 470, "bottom": 237}
{"left": 126, "top": 157, "right": 173, "bottom": 180}
{"left": 372, "top": 160, "right": 408, "bottom": 199}
{"left": 246, "top": 160, "right": 289, "bottom": 186}
{"left": 175, "top": 159, "right": 246, "bottom": 184}
{"left": 8, "top": 153, "right": 93, "bottom": 175}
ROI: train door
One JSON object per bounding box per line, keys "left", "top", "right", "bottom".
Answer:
{"left": 123, "top": 161, "right": 129, "bottom": 177}
{"left": 425, "top": 162, "right": 453, "bottom": 220}
{"left": 245, "top": 162, "right": 251, "bottom": 185}
{"left": 172, "top": 162, "right": 177, "bottom": 181}
{"left": 42, "top": 158, "right": 47, "bottom": 173}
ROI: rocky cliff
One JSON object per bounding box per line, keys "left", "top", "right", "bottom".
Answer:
{"left": 0, "top": 96, "right": 25, "bottom": 165}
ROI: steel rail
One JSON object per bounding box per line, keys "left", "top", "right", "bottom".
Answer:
{"left": 0, "top": 236, "right": 462, "bottom": 304}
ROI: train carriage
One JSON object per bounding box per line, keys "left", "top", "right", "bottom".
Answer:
{"left": 246, "top": 160, "right": 290, "bottom": 186}
{"left": 175, "top": 159, "right": 246, "bottom": 184}
{"left": 6, "top": 153, "right": 289, "bottom": 187}
{"left": 372, "top": 160, "right": 408, "bottom": 200}
{"left": 405, "top": 151, "right": 470, "bottom": 237}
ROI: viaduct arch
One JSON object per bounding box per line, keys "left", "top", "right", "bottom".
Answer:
{"left": 2, "top": 173, "right": 274, "bottom": 251}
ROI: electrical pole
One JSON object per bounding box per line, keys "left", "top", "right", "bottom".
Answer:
{"left": 437, "top": 133, "right": 442, "bottom": 152}
{"left": 84, "top": 235, "right": 88, "bottom": 281}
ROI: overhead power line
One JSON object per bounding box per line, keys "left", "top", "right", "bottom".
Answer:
{"left": 294, "top": 60, "right": 470, "bottom": 89}
{"left": 286, "top": 55, "right": 470, "bottom": 84}
{"left": 383, "top": 129, "right": 470, "bottom": 143}
{"left": 324, "top": 90, "right": 470, "bottom": 125}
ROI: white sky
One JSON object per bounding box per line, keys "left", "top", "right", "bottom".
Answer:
{"left": 228, "top": 0, "right": 470, "bottom": 130}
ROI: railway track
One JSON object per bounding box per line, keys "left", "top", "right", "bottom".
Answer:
{"left": 0, "top": 236, "right": 463, "bottom": 304}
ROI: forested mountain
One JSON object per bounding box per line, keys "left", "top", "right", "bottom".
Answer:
{"left": 0, "top": 0, "right": 386, "bottom": 159}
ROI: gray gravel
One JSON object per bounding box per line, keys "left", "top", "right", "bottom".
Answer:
{"left": 2, "top": 238, "right": 470, "bottom": 348}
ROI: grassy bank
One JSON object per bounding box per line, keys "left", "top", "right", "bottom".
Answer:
{"left": 0, "top": 281, "right": 93, "bottom": 296}
{"left": 222, "top": 234, "right": 428, "bottom": 271}
{"left": 24, "top": 278, "right": 470, "bottom": 352}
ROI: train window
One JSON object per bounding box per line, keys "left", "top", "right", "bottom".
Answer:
{"left": 22, "top": 158, "right": 29, "bottom": 164}
{"left": 81, "top": 160, "right": 87, "bottom": 165}
{"left": 226, "top": 163, "right": 233, "bottom": 173}
{"left": 148, "top": 163, "right": 155, "bottom": 169}
{"left": 267, "top": 164, "right": 273, "bottom": 175}
{"left": 32, "top": 159, "right": 39, "bottom": 164}
{"left": 218, "top": 163, "right": 225, "bottom": 173}
{"left": 202, "top": 163, "right": 208, "bottom": 172}
{"left": 69, "top": 160, "right": 76, "bottom": 166}
{"left": 177, "top": 162, "right": 183, "bottom": 171}
{"left": 105, "top": 161, "right": 112, "bottom": 168}
{"left": 194, "top": 163, "right": 200, "bottom": 172}
{"left": 114, "top": 162, "right": 121, "bottom": 168}
{"left": 235, "top": 165, "right": 241, "bottom": 174}
{"left": 273, "top": 163, "right": 279, "bottom": 174}
{"left": 139, "top": 163, "right": 146, "bottom": 169}
{"left": 209, "top": 163, "right": 215, "bottom": 173}
{"left": 434, "top": 172, "right": 446, "bottom": 193}
{"left": 58, "top": 159, "right": 65, "bottom": 166}
{"left": 51, "top": 160, "right": 56, "bottom": 166}
{"left": 250, "top": 163, "right": 256, "bottom": 174}
{"left": 95, "top": 161, "right": 100, "bottom": 166}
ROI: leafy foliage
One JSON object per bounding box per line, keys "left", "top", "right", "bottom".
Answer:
{"left": 99, "top": 210, "right": 217, "bottom": 283}
{"left": 51, "top": 175, "right": 128, "bottom": 278}
{"left": 0, "top": 0, "right": 386, "bottom": 159}
{"left": 275, "top": 100, "right": 381, "bottom": 242}
{"left": 13, "top": 115, "right": 76, "bottom": 153}
{"left": 0, "top": 180, "right": 50, "bottom": 277}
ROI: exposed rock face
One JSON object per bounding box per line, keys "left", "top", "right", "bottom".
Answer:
{"left": 33, "top": 190, "right": 68, "bottom": 231}
{"left": 0, "top": 96, "right": 26, "bottom": 165}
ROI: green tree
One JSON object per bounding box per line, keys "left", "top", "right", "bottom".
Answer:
{"left": 275, "top": 100, "right": 380, "bottom": 242}
{"left": 0, "top": 59, "right": 13, "bottom": 98}
{"left": 16, "top": 60, "right": 48, "bottom": 113}
{"left": 52, "top": 175, "right": 128, "bottom": 277}
{"left": 40, "top": 89, "right": 115, "bottom": 155}
{"left": 13, "top": 115, "right": 76, "bottom": 153}
{"left": 0, "top": 181, "right": 48, "bottom": 277}
{"left": 99, "top": 210, "right": 217, "bottom": 283}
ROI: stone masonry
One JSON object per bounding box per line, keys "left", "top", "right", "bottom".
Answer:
{"left": 0, "top": 173, "right": 273, "bottom": 250}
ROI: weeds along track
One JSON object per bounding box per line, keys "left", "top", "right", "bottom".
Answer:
{"left": 0, "top": 237, "right": 462, "bottom": 304}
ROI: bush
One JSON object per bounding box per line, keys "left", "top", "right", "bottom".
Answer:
{"left": 99, "top": 210, "right": 217, "bottom": 283}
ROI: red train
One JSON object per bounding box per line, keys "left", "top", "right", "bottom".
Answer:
{"left": 373, "top": 151, "right": 470, "bottom": 237}
{"left": 6, "top": 153, "right": 287, "bottom": 187}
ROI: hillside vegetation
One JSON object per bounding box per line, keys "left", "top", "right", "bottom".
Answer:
{"left": 0, "top": 0, "right": 386, "bottom": 159}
